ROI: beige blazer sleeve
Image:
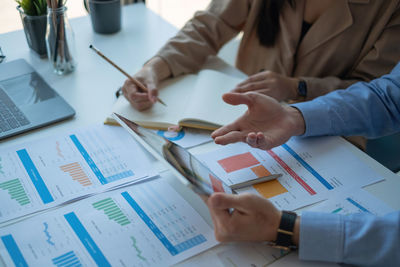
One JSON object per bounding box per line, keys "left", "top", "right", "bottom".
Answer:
{"left": 301, "top": 3, "right": 400, "bottom": 99}
{"left": 155, "top": 0, "right": 249, "bottom": 77}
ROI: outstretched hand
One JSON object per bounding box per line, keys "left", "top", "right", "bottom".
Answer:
{"left": 211, "top": 92, "right": 305, "bottom": 150}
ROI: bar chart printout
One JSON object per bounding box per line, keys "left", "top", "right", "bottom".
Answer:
{"left": 309, "top": 189, "right": 394, "bottom": 216}
{"left": 0, "top": 125, "right": 157, "bottom": 223}
{"left": 0, "top": 179, "right": 217, "bottom": 266}
{"left": 60, "top": 162, "right": 92, "bottom": 187}
{"left": 52, "top": 251, "right": 82, "bottom": 267}
{"left": 0, "top": 179, "right": 30, "bottom": 206}
{"left": 92, "top": 197, "right": 131, "bottom": 226}
{"left": 215, "top": 150, "right": 288, "bottom": 198}
{"left": 198, "top": 137, "right": 382, "bottom": 210}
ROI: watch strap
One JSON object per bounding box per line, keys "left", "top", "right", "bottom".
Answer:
{"left": 297, "top": 79, "right": 307, "bottom": 99}
{"left": 272, "top": 210, "right": 297, "bottom": 251}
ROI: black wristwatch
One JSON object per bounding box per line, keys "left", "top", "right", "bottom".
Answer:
{"left": 271, "top": 210, "right": 298, "bottom": 251}
{"left": 297, "top": 79, "right": 307, "bottom": 99}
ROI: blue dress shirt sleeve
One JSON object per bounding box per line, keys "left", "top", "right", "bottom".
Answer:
{"left": 291, "top": 63, "right": 400, "bottom": 266}
{"left": 299, "top": 211, "right": 400, "bottom": 266}
{"left": 292, "top": 62, "right": 400, "bottom": 138}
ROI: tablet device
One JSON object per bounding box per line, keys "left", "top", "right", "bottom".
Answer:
{"left": 113, "top": 113, "right": 233, "bottom": 196}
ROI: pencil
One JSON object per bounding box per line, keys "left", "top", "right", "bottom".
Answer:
{"left": 89, "top": 45, "right": 166, "bottom": 106}
{"left": 229, "top": 174, "right": 282, "bottom": 190}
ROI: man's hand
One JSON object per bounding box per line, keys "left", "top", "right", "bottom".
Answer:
{"left": 232, "top": 71, "right": 299, "bottom": 102}
{"left": 206, "top": 193, "right": 281, "bottom": 242}
{"left": 205, "top": 193, "right": 300, "bottom": 245}
{"left": 211, "top": 92, "right": 305, "bottom": 150}
{"left": 122, "top": 57, "right": 171, "bottom": 111}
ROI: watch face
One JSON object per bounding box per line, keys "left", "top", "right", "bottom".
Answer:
{"left": 298, "top": 81, "right": 307, "bottom": 97}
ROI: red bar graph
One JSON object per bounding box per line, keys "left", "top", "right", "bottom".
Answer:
{"left": 218, "top": 152, "right": 260, "bottom": 173}
{"left": 209, "top": 174, "right": 225, "bottom": 193}
{"left": 267, "top": 150, "right": 316, "bottom": 195}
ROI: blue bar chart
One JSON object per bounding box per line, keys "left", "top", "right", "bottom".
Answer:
{"left": 52, "top": 251, "right": 82, "bottom": 267}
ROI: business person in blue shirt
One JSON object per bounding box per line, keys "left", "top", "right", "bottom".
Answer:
{"left": 207, "top": 63, "right": 400, "bottom": 266}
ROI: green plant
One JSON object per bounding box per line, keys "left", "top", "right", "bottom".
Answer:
{"left": 16, "top": 0, "right": 47, "bottom": 16}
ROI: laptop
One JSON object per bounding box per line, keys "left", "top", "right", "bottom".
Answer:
{"left": 0, "top": 59, "right": 75, "bottom": 140}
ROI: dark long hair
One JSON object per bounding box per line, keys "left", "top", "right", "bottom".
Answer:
{"left": 257, "top": 0, "right": 295, "bottom": 47}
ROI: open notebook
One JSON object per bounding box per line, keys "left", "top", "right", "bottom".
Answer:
{"left": 105, "top": 69, "right": 247, "bottom": 130}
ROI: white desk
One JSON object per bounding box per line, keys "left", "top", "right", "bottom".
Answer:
{"left": 0, "top": 4, "right": 399, "bottom": 267}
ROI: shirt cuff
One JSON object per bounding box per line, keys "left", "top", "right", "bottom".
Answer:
{"left": 291, "top": 100, "right": 333, "bottom": 137}
{"left": 299, "top": 212, "right": 344, "bottom": 263}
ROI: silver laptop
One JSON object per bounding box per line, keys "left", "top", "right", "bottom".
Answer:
{"left": 0, "top": 59, "right": 75, "bottom": 140}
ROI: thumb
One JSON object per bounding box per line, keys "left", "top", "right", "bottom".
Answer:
{"left": 222, "top": 92, "right": 254, "bottom": 108}
{"left": 209, "top": 193, "right": 247, "bottom": 212}
{"left": 147, "top": 81, "right": 159, "bottom": 103}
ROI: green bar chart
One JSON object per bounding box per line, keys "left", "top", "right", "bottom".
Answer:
{"left": 0, "top": 179, "right": 30, "bottom": 206}
{"left": 92, "top": 197, "right": 130, "bottom": 226}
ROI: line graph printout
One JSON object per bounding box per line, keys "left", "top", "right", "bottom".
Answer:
{"left": 0, "top": 179, "right": 217, "bottom": 267}
{"left": 0, "top": 125, "right": 157, "bottom": 223}
{"left": 308, "top": 188, "right": 394, "bottom": 216}
{"left": 197, "top": 137, "right": 383, "bottom": 210}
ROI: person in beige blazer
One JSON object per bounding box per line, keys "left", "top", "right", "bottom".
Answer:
{"left": 123, "top": 0, "right": 400, "bottom": 107}
{"left": 122, "top": 0, "right": 400, "bottom": 149}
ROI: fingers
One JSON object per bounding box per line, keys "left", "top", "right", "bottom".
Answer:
{"left": 236, "top": 71, "right": 273, "bottom": 87}
{"left": 233, "top": 81, "right": 270, "bottom": 93}
{"left": 214, "top": 131, "right": 246, "bottom": 145}
{"left": 211, "top": 122, "right": 239, "bottom": 139}
{"left": 122, "top": 79, "right": 157, "bottom": 111}
{"left": 208, "top": 193, "right": 249, "bottom": 212}
{"left": 246, "top": 132, "right": 271, "bottom": 150}
{"left": 207, "top": 193, "right": 232, "bottom": 223}
{"left": 147, "top": 81, "right": 159, "bottom": 103}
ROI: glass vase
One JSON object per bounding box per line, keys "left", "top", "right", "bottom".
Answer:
{"left": 46, "top": 6, "right": 76, "bottom": 75}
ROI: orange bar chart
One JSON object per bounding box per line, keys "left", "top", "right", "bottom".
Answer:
{"left": 251, "top": 165, "right": 271, "bottom": 177}
{"left": 251, "top": 165, "right": 287, "bottom": 198}
{"left": 60, "top": 162, "right": 93, "bottom": 187}
{"left": 218, "top": 152, "right": 260, "bottom": 173}
{"left": 253, "top": 179, "right": 288, "bottom": 199}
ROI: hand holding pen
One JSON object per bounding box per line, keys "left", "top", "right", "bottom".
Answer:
{"left": 89, "top": 45, "right": 167, "bottom": 108}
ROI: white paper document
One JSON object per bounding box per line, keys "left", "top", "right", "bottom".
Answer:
{"left": 152, "top": 128, "right": 212, "bottom": 148}
{"left": 217, "top": 243, "right": 289, "bottom": 267}
{"left": 308, "top": 188, "right": 394, "bottom": 216}
{"left": 0, "top": 178, "right": 217, "bottom": 266}
{"left": 197, "top": 136, "right": 383, "bottom": 210}
{"left": 0, "top": 125, "right": 157, "bottom": 223}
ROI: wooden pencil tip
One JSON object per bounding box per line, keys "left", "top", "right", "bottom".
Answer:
{"left": 158, "top": 98, "right": 167, "bottom": 106}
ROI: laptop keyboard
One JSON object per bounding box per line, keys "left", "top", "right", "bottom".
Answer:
{"left": 0, "top": 88, "right": 30, "bottom": 133}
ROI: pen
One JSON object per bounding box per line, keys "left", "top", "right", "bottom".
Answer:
{"left": 89, "top": 45, "right": 167, "bottom": 106}
{"left": 229, "top": 174, "right": 282, "bottom": 190}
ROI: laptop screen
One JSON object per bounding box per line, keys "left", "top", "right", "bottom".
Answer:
{"left": 0, "top": 72, "right": 56, "bottom": 107}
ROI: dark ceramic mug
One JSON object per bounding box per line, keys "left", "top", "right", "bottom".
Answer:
{"left": 88, "top": 0, "right": 122, "bottom": 34}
